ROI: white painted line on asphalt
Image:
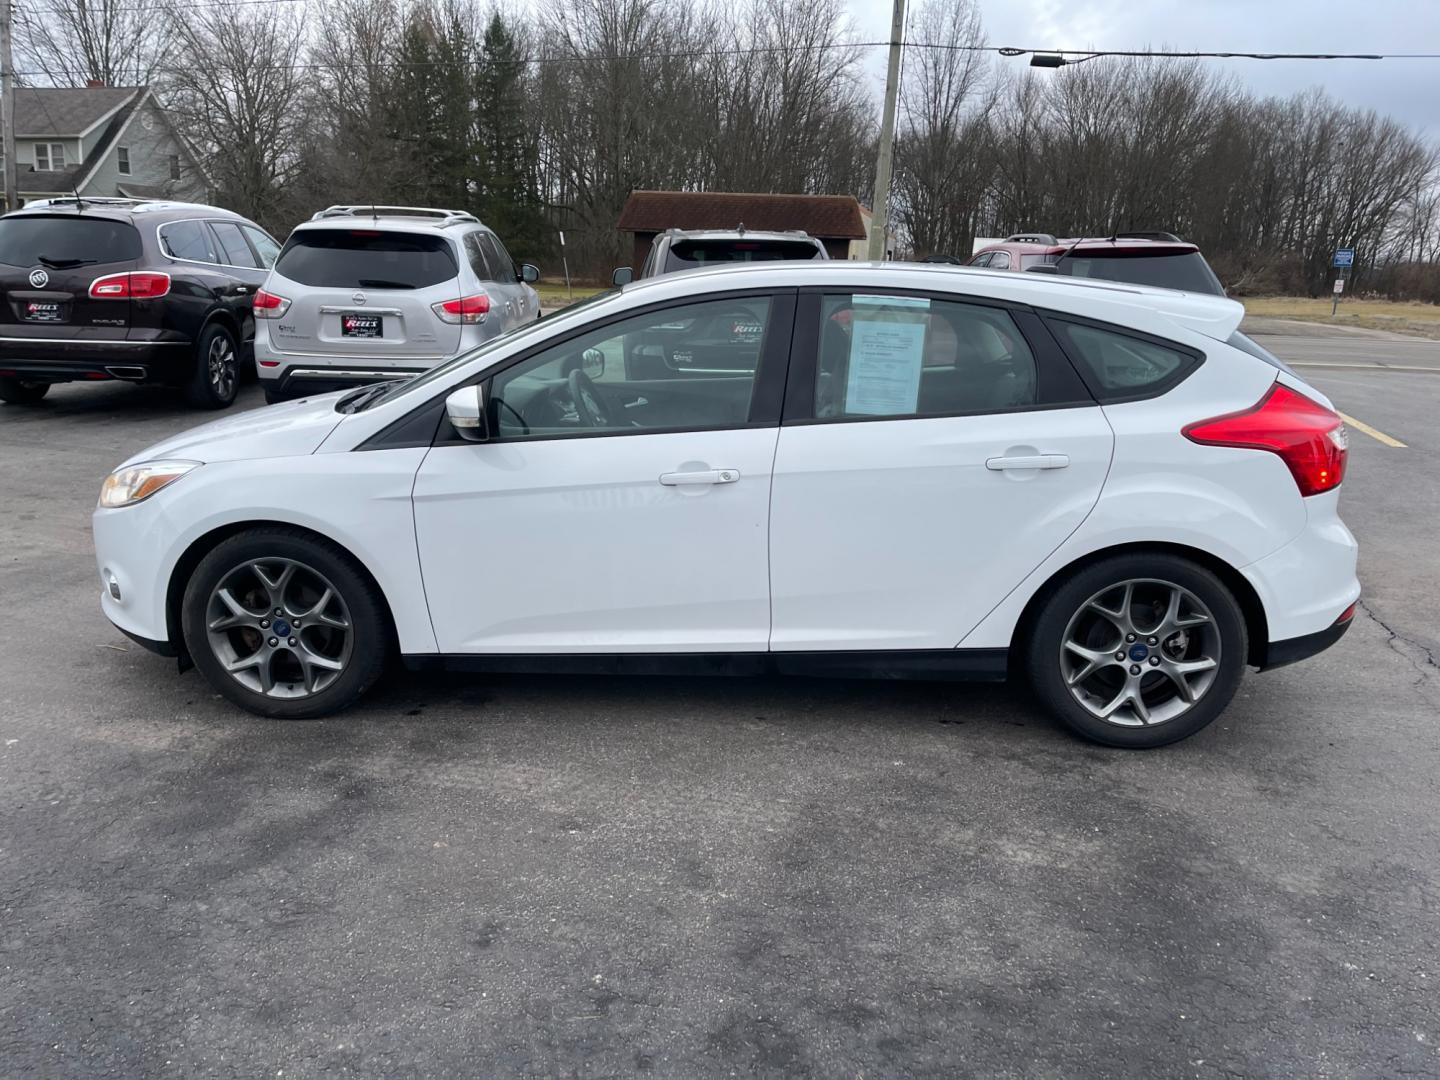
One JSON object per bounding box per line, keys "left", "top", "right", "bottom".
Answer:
{"left": 1338, "top": 412, "right": 1407, "bottom": 448}
{"left": 1291, "top": 362, "right": 1440, "bottom": 373}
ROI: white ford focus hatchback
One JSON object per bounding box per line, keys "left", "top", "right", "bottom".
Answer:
{"left": 93, "top": 263, "right": 1358, "bottom": 747}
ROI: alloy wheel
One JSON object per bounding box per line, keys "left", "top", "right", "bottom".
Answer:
{"left": 205, "top": 558, "right": 353, "bottom": 699}
{"left": 1059, "top": 578, "right": 1221, "bottom": 727}
{"left": 208, "top": 335, "right": 237, "bottom": 400}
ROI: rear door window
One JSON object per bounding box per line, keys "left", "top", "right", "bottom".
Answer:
{"left": 210, "top": 221, "right": 260, "bottom": 268}
{"left": 0, "top": 215, "right": 140, "bottom": 267}
{"left": 664, "top": 238, "right": 822, "bottom": 270}
{"left": 159, "top": 219, "right": 218, "bottom": 263}
{"left": 814, "top": 294, "right": 1038, "bottom": 418}
{"left": 478, "top": 232, "right": 514, "bottom": 282}
{"left": 273, "top": 230, "right": 459, "bottom": 289}
{"left": 463, "top": 233, "right": 493, "bottom": 280}
{"left": 242, "top": 225, "right": 281, "bottom": 268}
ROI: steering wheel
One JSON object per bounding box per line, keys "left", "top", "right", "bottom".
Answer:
{"left": 567, "top": 368, "right": 610, "bottom": 427}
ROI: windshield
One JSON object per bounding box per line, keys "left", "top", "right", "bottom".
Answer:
{"left": 1053, "top": 251, "right": 1224, "bottom": 295}
{"left": 354, "top": 288, "right": 621, "bottom": 411}
{"left": 275, "top": 229, "right": 458, "bottom": 289}
{"left": 665, "top": 238, "right": 822, "bottom": 271}
{"left": 0, "top": 215, "right": 141, "bottom": 267}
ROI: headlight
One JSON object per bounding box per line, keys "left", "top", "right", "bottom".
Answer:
{"left": 98, "top": 460, "right": 201, "bottom": 508}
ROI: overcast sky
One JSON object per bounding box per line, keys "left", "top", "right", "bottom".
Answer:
{"left": 844, "top": 0, "right": 1440, "bottom": 139}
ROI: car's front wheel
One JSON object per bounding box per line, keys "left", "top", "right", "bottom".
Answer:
{"left": 1025, "top": 554, "right": 1248, "bottom": 748}
{"left": 185, "top": 324, "right": 241, "bottom": 409}
{"left": 181, "top": 528, "right": 390, "bottom": 718}
{"left": 0, "top": 376, "right": 50, "bottom": 404}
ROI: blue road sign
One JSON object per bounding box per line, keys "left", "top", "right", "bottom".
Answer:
{"left": 1334, "top": 248, "right": 1355, "bottom": 268}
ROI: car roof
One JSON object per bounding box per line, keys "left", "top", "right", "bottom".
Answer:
{"left": 6, "top": 198, "right": 246, "bottom": 223}
{"left": 619, "top": 260, "right": 1244, "bottom": 343}
{"left": 662, "top": 229, "right": 818, "bottom": 242}
{"left": 985, "top": 236, "right": 1200, "bottom": 255}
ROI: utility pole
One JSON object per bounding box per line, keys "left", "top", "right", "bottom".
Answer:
{"left": 866, "top": 0, "right": 905, "bottom": 261}
{"left": 0, "top": 0, "right": 15, "bottom": 213}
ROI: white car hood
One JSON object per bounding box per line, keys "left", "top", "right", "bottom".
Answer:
{"left": 118, "top": 393, "right": 348, "bottom": 469}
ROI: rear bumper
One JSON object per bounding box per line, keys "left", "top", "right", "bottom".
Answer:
{"left": 0, "top": 336, "right": 192, "bottom": 383}
{"left": 1257, "top": 614, "right": 1353, "bottom": 671}
{"left": 261, "top": 364, "right": 429, "bottom": 400}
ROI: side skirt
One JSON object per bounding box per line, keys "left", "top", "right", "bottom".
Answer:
{"left": 401, "top": 649, "right": 1010, "bottom": 682}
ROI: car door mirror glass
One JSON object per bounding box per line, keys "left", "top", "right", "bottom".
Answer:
{"left": 611, "top": 266, "right": 633, "bottom": 286}
{"left": 520, "top": 263, "right": 540, "bottom": 284}
{"left": 582, "top": 347, "right": 605, "bottom": 380}
{"left": 446, "top": 384, "right": 488, "bottom": 442}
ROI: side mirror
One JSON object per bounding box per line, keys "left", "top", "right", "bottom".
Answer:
{"left": 445, "top": 383, "right": 488, "bottom": 442}
{"left": 611, "top": 266, "right": 633, "bottom": 286}
{"left": 519, "top": 263, "right": 540, "bottom": 284}
{"left": 582, "top": 347, "right": 605, "bottom": 380}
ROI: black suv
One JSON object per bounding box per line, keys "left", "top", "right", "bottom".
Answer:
{"left": 0, "top": 197, "right": 281, "bottom": 408}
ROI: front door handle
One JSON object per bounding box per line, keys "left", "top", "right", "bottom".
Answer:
{"left": 659, "top": 469, "right": 740, "bottom": 486}
{"left": 985, "top": 454, "right": 1070, "bottom": 471}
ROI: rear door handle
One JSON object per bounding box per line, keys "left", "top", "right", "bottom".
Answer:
{"left": 659, "top": 469, "right": 740, "bottom": 486}
{"left": 985, "top": 454, "right": 1070, "bottom": 471}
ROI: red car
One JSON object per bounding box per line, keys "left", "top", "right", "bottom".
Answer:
{"left": 968, "top": 232, "right": 1225, "bottom": 295}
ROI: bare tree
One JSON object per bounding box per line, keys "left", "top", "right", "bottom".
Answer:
{"left": 14, "top": 0, "right": 170, "bottom": 86}
{"left": 158, "top": 1, "right": 310, "bottom": 229}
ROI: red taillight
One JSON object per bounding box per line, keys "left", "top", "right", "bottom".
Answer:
{"left": 1335, "top": 601, "right": 1358, "bottom": 624}
{"left": 89, "top": 271, "right": 170, "bottom": 299}
{"left": 253, "top": 288, "right": 291, "bottom": 318}
{"left": 432, "top": 293, "right": 490, "bottom": 324}
{"left": 1183, "top": 383, "right": 1348, "bottom": 497}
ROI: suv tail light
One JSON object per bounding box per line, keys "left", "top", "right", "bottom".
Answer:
{"left": 89, "top": 271, "right": 171, "bottom": 299}
{"left": 253, "top": 288, "right": 291, "bottom": 319}
{"left": 432, "top": 294, "right": 490, "bottom": 324}
{"left": 1183, "top": 383, "right": 1348, "bottom": 497}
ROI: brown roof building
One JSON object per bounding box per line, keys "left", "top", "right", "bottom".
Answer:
{"left": 616, "top": 190, "right": 870, "bottom": 271}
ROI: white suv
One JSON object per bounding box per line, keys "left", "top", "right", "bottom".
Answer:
{"left": 92, "top": 262, "right": 1359, "bottom": 748}
{"left": 254, "top": 205, "right": 540, "bottom": 402}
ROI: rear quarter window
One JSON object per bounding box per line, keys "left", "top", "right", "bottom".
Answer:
{"left": 274, "top": 230, "right": 458, "bottom": 289}
{"left": 0, "top": 215, "right": 141, "bottom": 267}
{"left": 1047, "top": 317, "right": 1202, "bottom": 403}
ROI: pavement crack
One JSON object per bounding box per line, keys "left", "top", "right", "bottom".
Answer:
{"left": 1358, "top": 599, "right": 1439, "bottom": 685}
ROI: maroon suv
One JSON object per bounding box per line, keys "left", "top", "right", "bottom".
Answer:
{"left": 968, "top": 232, "right": 1225, "bottom": 295}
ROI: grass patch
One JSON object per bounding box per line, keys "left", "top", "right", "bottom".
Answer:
{"left": 1243, "top": 297, "right": 1440, "bottom": 338}
{"left": 534, "top": 280, "right": 607, "bottom": 308}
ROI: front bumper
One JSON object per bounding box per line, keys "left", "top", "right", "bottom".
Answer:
{"left": 94, "top": 500, "right": 175, "bottom": 648}
{"left": 0, "top": 336, "right": 193, "bottom": 384}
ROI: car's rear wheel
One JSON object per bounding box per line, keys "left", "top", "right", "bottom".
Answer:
{"left": 181, "top": 529, "right": 389, "bottom": 718}
{"left": 0, "top": 376, "right": 50, "bottom": 404}
{"left": 185, "top": 324, "right": 240, "bottom": 409}
{"left": 1025, "top": 554, "right": 1247, "bottom": 748}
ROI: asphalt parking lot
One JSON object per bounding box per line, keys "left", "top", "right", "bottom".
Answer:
{"left": 2, "top": 324, "right": 1436, "bottom": 1078}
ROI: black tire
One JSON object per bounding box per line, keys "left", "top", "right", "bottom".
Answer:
{"left": 184, "top": 323, "right": 241, "bottom": 409}
{"left": 181, "top": 528, "right": 390, "bottom": 718}
{"left": 0, "top": 376, "right": 50, "bottom": 404}
{"left": 1024, "top": 553, "right": 1248, "bottom": 749}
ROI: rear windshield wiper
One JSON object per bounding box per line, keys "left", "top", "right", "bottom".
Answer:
{"left": 37, "top": 255, "right": 96, "bottom": 269}
{"left": 355, "top": 278, "right": 413, "bottom": 290}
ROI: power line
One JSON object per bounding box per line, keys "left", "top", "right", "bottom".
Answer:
{"left": 6, "top": 38, "right": 1440, "bottom": 79}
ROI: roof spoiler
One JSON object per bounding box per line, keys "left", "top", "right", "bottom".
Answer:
{"left": 313, "top": 205, "right": 480, "bottom": 227}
